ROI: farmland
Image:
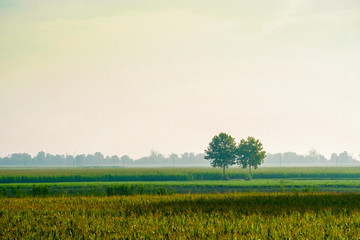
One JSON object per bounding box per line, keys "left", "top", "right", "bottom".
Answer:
{"left": 3, "top": 179, "right": 360, "bottom": 197}
{"left": 2, "top": 167, "right": 360, "bottom": 183}
{"left": 2, "top": 192, "right": 360, "bottom": 239}
{"left": 2, "top": 167, "right": 360, "bottom": 197}
{"left": 2, "top": 167, "right": 360, "bottom": 238}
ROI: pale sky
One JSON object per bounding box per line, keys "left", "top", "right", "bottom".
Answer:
{"left": 1, "top": 0, "right": 360, "bottom": 159}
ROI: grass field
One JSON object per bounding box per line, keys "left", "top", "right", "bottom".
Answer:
{"left": 2, "top": 192, "right": 360, "bottom": 239}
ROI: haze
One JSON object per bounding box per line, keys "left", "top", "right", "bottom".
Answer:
{"left": 1, "top": 0, "right": 359, "bottom": 159}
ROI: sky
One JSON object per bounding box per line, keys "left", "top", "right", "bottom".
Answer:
{"left": 1, "top": 0, "right": 360, "bottom": 159}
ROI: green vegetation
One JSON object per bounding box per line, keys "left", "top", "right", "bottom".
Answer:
{"left": 3, "top": 167, "right": 360, "bottom": 184}
{"left": 205, "top": 133, "right": 266, "bottom": 179}
{"left": 205, "top": 132, "right": 237, "bottom": 179}
{"left": 2, "top": 192, "right": 360, "bottom": 238}
{"left": 2, "top": 167, "right": 360, "bottom": 238}
{"left": 2, "top": 179, "right": 360, "bottom": 197}
{"left": 237, "top": 136, "right": 266, "bottom": 180}
{"left": 2, "top": 167, "right": 360, "bottom": 197}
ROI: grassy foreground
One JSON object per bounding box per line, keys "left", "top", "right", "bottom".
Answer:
{"left": 1, "top": 192, "right": 360, "bottom": 239}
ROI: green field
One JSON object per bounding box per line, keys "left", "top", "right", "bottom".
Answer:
{"left": 2, "top": 167, "right": 360, "bottom": 184}
{"left": 2, "top": 167, "right": 360, "bottom": 197}
{"left": 2, "top": 167, "right": 360, "bottom": 238}
{"left": 2, "top": 179, "right": 360, "bottom": 197}
{"left": 2, "top": 192, "right": 360, "bottom": 239}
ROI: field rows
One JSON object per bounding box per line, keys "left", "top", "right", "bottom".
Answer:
{"left": 2, "top": 167, "right": 360, "bottom": 184}
{"left": 2, "top": 192, "right": 360, "bottom": 239}
{"left": 2, "top": 179, "right": 360, "bottom": 197}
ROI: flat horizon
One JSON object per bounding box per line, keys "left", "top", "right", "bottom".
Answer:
{"left": 1, "top": 1, "right": 360, "bottom": 159}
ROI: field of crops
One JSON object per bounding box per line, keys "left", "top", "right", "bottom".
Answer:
{"left": 2, "top": 192, "right": 360, "bottom": 239}
{"left": 3, "top": 179, "right": 360, "bottom": 197}
{"left": 2, "top": 167, "right": 360, "bottom": 197}
{"left": 2, "top": 167, "right": 360, "bottom": 238}
{"left": 2, "top": 167, "right": 360, "bottom": 183}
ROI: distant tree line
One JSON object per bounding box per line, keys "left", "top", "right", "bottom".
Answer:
{"left": 265, "top": 150, "right": 359, "bottom": 166}
{"left": 0, "top": 149, "right": 358, "bottom": 167}
{"left": 0, "top": 151, "right": 207, "bottom": 166}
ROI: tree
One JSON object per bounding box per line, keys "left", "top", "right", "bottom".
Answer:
{"left": 120, "top": 155, "right": 132, "bottom": 167}
{"left": 34, "top": 151, "right": 46, "bottom": 165}
{"left": 94, "top": 152, "right": 105, "bottom": 163}
{"left": 75, "top": 154, "right": 85, "bottom": 166}
{"left": 237, "top": 136, "right": 266, "bottom": 180}
{"left": 10, "top": 153, "right": 32, "bottom": 166}
{"left": 110, "top": 155, "right": 120, "bottom": 165}
{"left": 204, "top": 132, "right": 237, "bottom": 179}
{"left": 168, "top": 153, "right": 179, "bottom": 167}
{"left": 337, "top": 151, "right": 354, "bottom": 165}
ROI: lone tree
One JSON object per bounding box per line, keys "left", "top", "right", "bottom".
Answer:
{"left": 204, "top": 132, "right": 237, "bottom": 179}
{"left": 237, "top": 136, "right": 266, "bottom": 180}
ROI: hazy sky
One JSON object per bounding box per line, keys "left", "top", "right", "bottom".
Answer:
{"left": 1, "top": 0, "right": 360, "bottom": 159}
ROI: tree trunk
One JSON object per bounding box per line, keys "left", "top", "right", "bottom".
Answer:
{"left": 223, "top": 165, "right": 226, "bottom": 180}
{"left": 249, "top": 165, "right": 252, "bottom": 180}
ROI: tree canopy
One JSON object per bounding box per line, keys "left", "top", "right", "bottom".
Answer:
{"left": 205, "top": 134, "right": 267, "bottom": 180}
{"left": 237, "top": 136, "right": 266, "bottom": 180}
{"left": 204, "top": 132, "right": 237, "bottom": 179}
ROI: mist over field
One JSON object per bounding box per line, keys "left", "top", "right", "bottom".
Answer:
{"left": 1, "top": 1, "right": 360, "bottom": 159}
{"left": 1, "top": 150, "right": 359, "bottom": 167}
{"left": 2, "top": 2, "right": 360, "bottom": 239}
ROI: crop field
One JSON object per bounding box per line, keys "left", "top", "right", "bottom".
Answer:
{"left": 2, "top": 192, "right": 360, "bottom": 239}
{"left": 3, "top": 179, "right": 360, "bottom": 197}
{"left": 2, "top": 167, "right": 360, "bottom": 197}
{"left": 2, "top": 167, "right": 360, "bottom": 183}
{"left": 2, "top": 167, "right": 360, "bottom": 238}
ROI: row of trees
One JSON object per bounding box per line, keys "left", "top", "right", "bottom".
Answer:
{"left": 265, "top": 151, "right": 359, "bottom": 166}
{"left": 204, "top": 133, "right": 266, "bottom": 180}
{"left": 1, "top": 148, "right": 358, "bottom": 168}
{"left": 0, "top": 151, "right": 207, "bottom": 166}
